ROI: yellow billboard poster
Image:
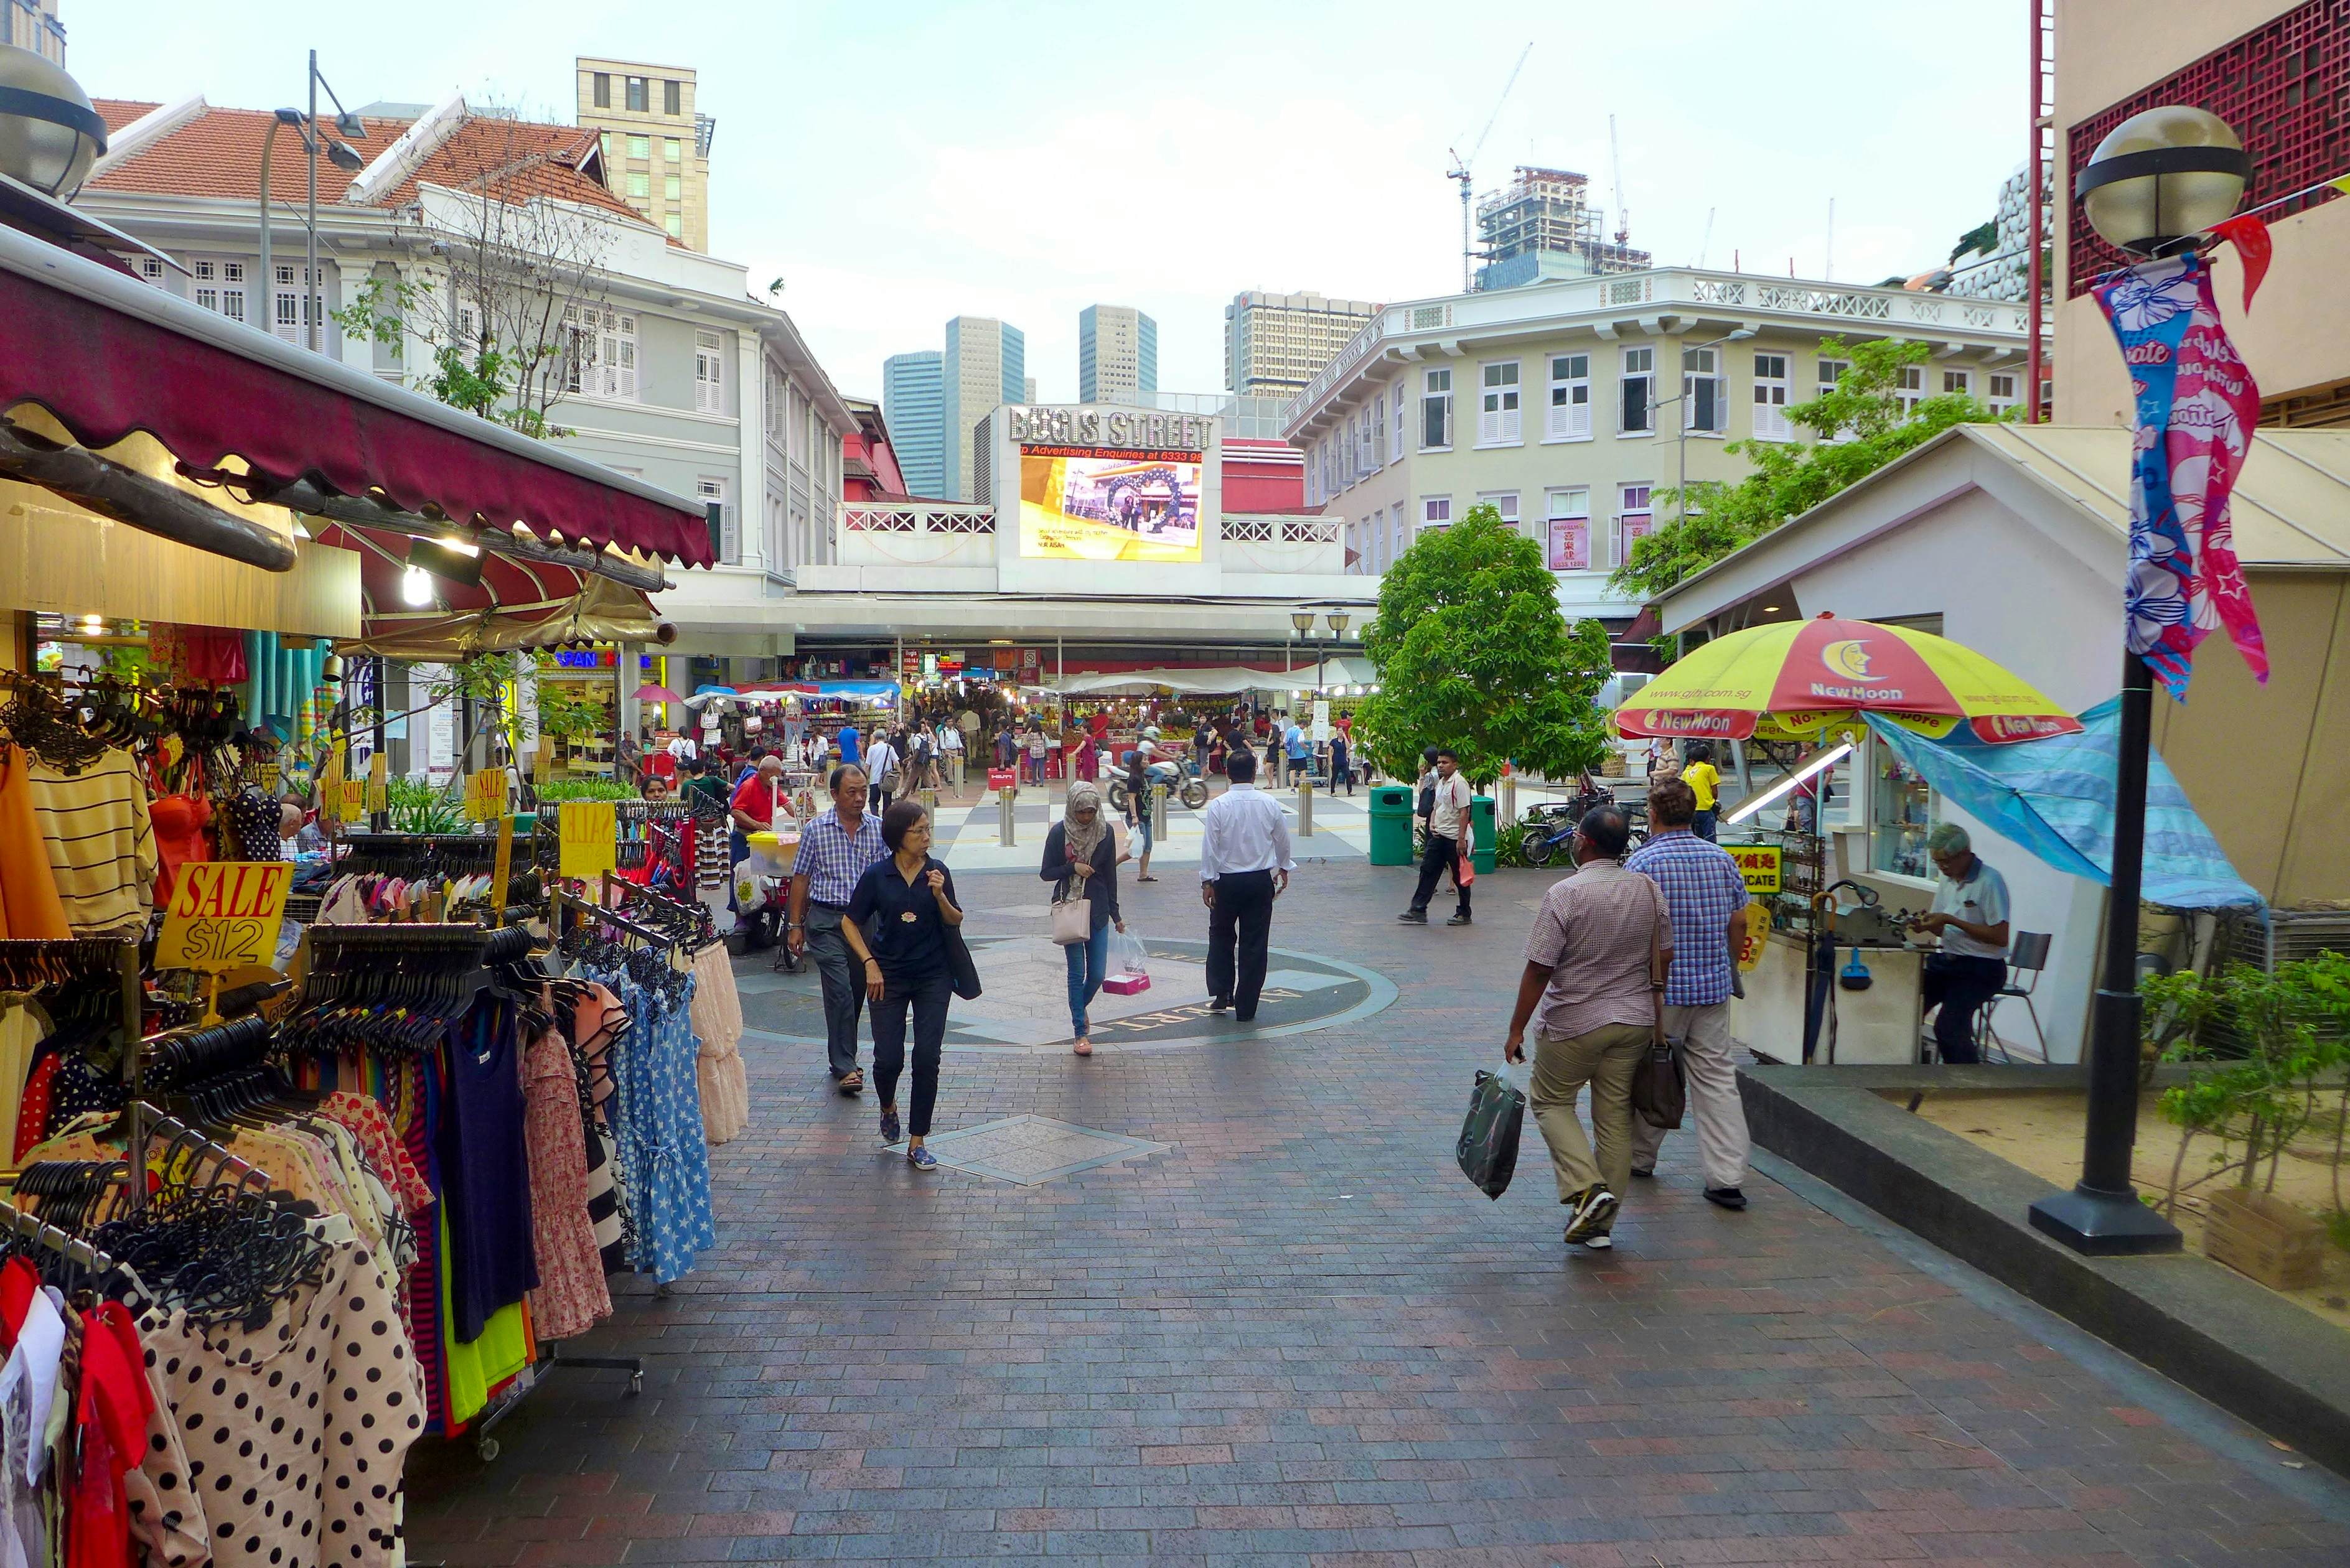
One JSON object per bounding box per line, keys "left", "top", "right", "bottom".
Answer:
{"left": 1018, "top": 444, "right": 1203, "bottom": 562}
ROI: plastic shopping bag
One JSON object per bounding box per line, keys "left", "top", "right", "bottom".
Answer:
{"left": 1102, "top": 926, "right": 1151, "bottom": 995}
{"left": 1456, "top": 1065, "right": 1525, "bottom": 1200}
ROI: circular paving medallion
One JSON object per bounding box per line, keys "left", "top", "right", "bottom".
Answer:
{"left": 733, "top": 933, "right": 1394, "bottom": 1055}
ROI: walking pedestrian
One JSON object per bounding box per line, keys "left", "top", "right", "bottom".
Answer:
{"left": 1024, "top": 722, "right": 1049, "bottom": 786}
{"left": 1625, "top": 778, "right": 1754, "bottom": 1209}
{"left": 1681, "top": 742, "right": 1721, "bottom": 841}
{"left": 1400, "top": 748, "right": 1474, "bottom": 926}
{"left": 866, "top": 729, "right": 902, "bottom": 813}
{"left": 1283, "top": 714, "right": 1309, "bottom": 788}
{"left": 836, "top": 721, "right": 862, "bottom": 770}
{"left": 785, "top": 765, "right": 887, "bottom": 1094}
{"left": 1329, "top": 730, "right": 1354, "bottom": 795}
{"left": 940, "top": 718, "right": 965, "bottom": 792}
{"left": 1123, "top": 740, "right": 1158, "bottom": 882}
{"left": 1502, "top": 806, "right": 1671, "bottom": 1252}
{"left": 1042, "top": 780, "right": 1123, "bottom": 1057}
{"left": 839, "top": 800, "right": 965, "bottom": 1170}
{"left": 1196, "top": 750, "right": 1291, "bottom": 1021}
{"left": 1192, "top": 718, "right": 1213, "bottom": 777}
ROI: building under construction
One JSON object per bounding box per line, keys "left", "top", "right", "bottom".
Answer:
{"left": 1474, "top": 167, "right": 1651, "bottom": 292}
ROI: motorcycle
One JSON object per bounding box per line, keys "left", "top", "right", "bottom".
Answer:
{"left": 1106, "top": 753, "right": 1210, "bottom": 813}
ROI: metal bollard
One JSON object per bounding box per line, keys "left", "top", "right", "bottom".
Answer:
{"left": 920, "top": 787, "right": 939, "bottom": 816}
{"left": 1298, "top": 777, "right": 1313, "bottom": 836}
{"left": 998, "top": 786, "right": 1016, "bottom": 846}
{"left": 1497, "top": 775, "right": 1515, "bottom": 831}
{"left": 1150, "top": 783, "right": 1168, "bottom": 842}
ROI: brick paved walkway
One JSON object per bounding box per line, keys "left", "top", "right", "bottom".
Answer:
{"left": 408, "top": 862, "right": 2350, "bottom": 1567}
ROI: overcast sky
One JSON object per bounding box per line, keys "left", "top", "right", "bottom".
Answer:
{"left": 75, "top": 1, "right": 2028, "bottom": 406}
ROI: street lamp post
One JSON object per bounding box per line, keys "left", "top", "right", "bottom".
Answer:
{"left": 2026, "top": 106, "right": 2249, "bottom": 1257}
{"left": 256, "top": 57, "right": 366, "bottom": 355}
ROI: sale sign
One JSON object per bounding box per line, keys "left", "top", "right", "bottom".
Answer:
{"left": 154, "top": 862, "right": 294, "bottom": 971}
{"left": 1726, "top": 843, "right": 1782, "bottom": 895}
{"left": 559, "top": 800, "right": 619, "bottom": 878}
{"left": 465, "top": 768, "right": 507, "bottom": 823}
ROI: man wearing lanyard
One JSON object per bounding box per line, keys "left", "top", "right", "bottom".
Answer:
{"left": 787, "top": 765, "right": 888, "bottom": 1093}
{"left": 1196, "top": 750, "right": 1295, "bottom": 1022}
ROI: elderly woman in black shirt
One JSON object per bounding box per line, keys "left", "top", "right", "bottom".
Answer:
{"left": 841, "top": 798, "right": 964, "bottom": 1170}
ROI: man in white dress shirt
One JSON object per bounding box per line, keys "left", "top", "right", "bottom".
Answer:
{"left": 1196, "top": 750, "right": 1296, "bottom": 1022}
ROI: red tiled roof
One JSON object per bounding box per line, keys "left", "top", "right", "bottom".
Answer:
{"left": 86, "top": 101, "right": 648, "bottom": 231}
{"left": 94, "top": 99, "right": 160, "bottom": 134}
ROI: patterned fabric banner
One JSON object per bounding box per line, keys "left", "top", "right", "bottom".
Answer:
{"left": 2090, "top": 253, "right": 2267, "bottom": 699}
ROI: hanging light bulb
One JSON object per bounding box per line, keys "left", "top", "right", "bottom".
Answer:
{"left": 399, "top": 564, "right": 433, "bottom": 606}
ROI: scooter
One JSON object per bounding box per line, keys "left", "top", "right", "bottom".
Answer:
{"left": 1106, "top": 753, "right": 1210, "bottom": 813}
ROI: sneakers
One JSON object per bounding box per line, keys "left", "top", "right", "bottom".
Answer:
{"left": 1562, "top": 1185, "right": 1619, "bottom": 1246}
{"left": 1446, "top": 911, "right": 1472, "bottom": 926}
{"left": 1704, "top": 1187, "right": 1748, "bottom": 1211}
{"left": 878, "top": 1107, "right": 901, "bottom": 1146}
{"left": 1580, "top": 1233, "right": 1614, "bottom": 1251}
{"left": 906, "top": 1144, "right": 939, "bottom": 1172}
{"left": 1629, "top": 1167, "right": 1655, "bottom": 1180}
{"left": 1397, "top": 910, "right": 1428, "bottom": 925}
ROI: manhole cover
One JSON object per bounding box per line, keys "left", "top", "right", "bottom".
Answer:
{"left": 891, "top": 1116, "right": 1167, "bottom": 1185}
{"left": 737, "top": 935, "right": 1393, "bottom": 1053}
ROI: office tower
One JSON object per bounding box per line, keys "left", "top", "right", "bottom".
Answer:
{"left": 882, "top": 350, "right": 946, "bottom": 499}
{"left": 576, "top": 57, "right": 714, "bottom": 250}
{"left": 1224, "top": 290, "right": 1380, "bottom": 398}
{"left": 941, "top": 315, "right": 1024, "bottom": 502}
{"left": 1079, "top": 304, "right": 1157, "bottom": 403}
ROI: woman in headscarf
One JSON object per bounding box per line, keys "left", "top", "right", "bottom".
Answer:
{"left": 1039, "top": 780, "right": 1123, "bottom": 1057}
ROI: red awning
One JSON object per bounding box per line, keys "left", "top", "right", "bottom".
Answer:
{"left": 314, "top": 519, "right": 671, "bottom": 655}
{"left": 0, "top": 223, "right": 713, "bottom": 567}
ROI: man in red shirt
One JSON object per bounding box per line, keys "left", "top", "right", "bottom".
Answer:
{"left": 729, "top": 754, "right": 792, "bottom": 945}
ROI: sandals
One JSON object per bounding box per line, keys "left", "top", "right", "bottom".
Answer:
{"left": 1072, "top": 1037, "right": 1093, "bottom": 1057}
{"left": 1136, "top": 875, "right": 1160, "bottom": 883}
{"left": 835, "top": 1068, "right": 864, "bottom": 1094}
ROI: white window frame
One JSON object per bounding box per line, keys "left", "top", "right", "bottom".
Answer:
{"left": 1477, "top": 360, "right": 1522, "bottom": 447}
{"left": 1544, "top": 487, "right": 1592, "bottom": 572}
{"left": 1545, "top": 352, "right": 1591, "bottom": 442}
{"left": 1614, "top": 483, "right": 1654, "bottom": 567}
{"left": 1682, "top": 346, "right": 1727, "bottom": 436}
{"left": 1619, "top": 347, "right": 1654, "bottom": 436}
{"left": 698, "top": 475, "right": 737, "bottom": 566}
{"left": 564, "top": 307, "right": 639, "bottom": 401}
{"left": 1370, "top": 392, "right": 1385, "bottom": 471}
{"left": 1752, "top": 352, "right": 1793, "bottom": 442}
{"left": 1896, "top": 365, "right": 1924, "bottom": 416}
{"left": 272, "top": 263, "right": 322, "bottom": 346}
{"left": 1389, "top": 503, "right": 1407, "bottom": 567}
{"left": 1987, "top": 371, "right": 2019, "bottom": 418}
{"left": 1817, "top": 357, "right": 1853, "bottom": 441}
{"left": 1420, "top": 495, "right": 1452, "bottom": 534}
{"left": 1942, "top": 368, "right": 1973, "bottom": 398}
{"left": 1477, "top": 491, "right": 1520, "bottom": 538}
{"left": 1390, "top": 380, "right": 1406, "bottom": 462}
{"left": 695, "top": 329, "right": 726, "bottom": 413}
{"left": 1421, "top": 368, "right": 1453, "bottom": 450}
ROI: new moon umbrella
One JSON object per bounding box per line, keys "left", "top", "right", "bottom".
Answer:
{"left": 1614, "top": 613, "right": 2084, "bottom": 746}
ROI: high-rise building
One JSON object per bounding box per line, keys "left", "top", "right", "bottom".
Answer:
{"left": 1473, "top": 167, "right": 1651, "bottom": 292}
{"left": 575, "top": 57, "right": 714, "bottom": 250}
{"left": 882, "top": 351, "right": 946, "bottom": 499}
{"left": 1023, "top": 376, "right": 1037, "bottom": 404}
{"left": 2, "top": 0, "right": 63, "bottom": 62}
{"left": 941, "top": 316, "right": 1024, "bottom": 501}
{"left": 1224, "top": 291, "right": 1380, "bottom": 399}
{"left": 1078, "top": 304, "right": 1157, "bottom": 403}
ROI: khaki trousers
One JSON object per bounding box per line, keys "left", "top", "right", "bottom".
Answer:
{"left": 1527, "top": 1020, "right": 1651, "bottom": 1200}
{"left": 1630, "top": 1002, "right": 1751, "bottom": 1189}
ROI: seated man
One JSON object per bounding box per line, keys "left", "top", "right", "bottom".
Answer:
{"left": 1915, "top": 821, "right": 2011, "bottom": 1066}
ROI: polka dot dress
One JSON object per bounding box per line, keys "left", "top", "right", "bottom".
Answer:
{"left": 139, "top": 1234, "right": 426, "bottom": 1567}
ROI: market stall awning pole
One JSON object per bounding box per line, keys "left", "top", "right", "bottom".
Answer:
{"left": 0, "top": 414, "right": 294, "bottom": 570}
{"left": 251, "top": 478, "right": 670, "bottom": 592}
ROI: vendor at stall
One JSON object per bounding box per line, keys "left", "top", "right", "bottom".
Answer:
{"left": 729, "top": 753, "right": 796, "bottom": 882}
{"left": 1914, "top": 822, "right": 2011, "bottom": 1066}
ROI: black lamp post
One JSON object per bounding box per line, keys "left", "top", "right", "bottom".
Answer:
{"left": 2026, "top": 106, "right": 2248, "bottom": 1257}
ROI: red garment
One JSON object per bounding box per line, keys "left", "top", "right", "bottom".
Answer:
{"left": 15, "top": 1053, "right": 54, "bottom": 1164}
{"left": 148, "top": 793, "right": 212, "bottom": 907}
{"left": 728, "top": 772, "right": 784, "bottom": 828}
{"left": 0, "top": 1254, "right": 37, "bottom": 1355}
{"left": 70, "top": 1302, "right": 152, "bottom": 1568}
{"left": 642, "top": 751, "right": 678, "bottom": 782}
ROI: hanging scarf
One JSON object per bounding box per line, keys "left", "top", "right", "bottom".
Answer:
{"left": 1061, "top": 782, "right": 1107, "bottom": 869}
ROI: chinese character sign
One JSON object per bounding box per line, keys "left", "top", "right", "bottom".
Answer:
{"left": 2090, "top": 252, "right": 2267, "bottom": 699}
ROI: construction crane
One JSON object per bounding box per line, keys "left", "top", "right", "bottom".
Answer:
{"left": 1446, "top": 40, "right": 1533, "bottom": 292}
{"left": 1697, "top": 207, "right": 1715, "bottom": 269}
{"left": 1608, "top": 114, "right": 1629, "bottom": 247}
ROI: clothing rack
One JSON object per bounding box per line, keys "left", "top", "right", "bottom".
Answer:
{"left": 0, "top": 939, "right": 146, "bottom": 1215}
{"left": 0, "top": 1195, "right": 116, "bottom": 1274}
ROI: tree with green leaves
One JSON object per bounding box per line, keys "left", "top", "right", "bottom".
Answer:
{"left": 1356, "top": 503, "right": 1615, "bottom": 788}
{"left": 1609, "top": 337, "right": 2008, "bottom": 611}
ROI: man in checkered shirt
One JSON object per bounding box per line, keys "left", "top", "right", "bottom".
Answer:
{"left": 1623, "top": 777, "right": 1754, "bottom": 1210}
{"left": 787, "top": 765, "right": 889, "bottom": 1093}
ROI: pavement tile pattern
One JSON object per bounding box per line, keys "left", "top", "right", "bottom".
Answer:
{"left": 406, "top": 861, "right": 2350, "bottom": 1567}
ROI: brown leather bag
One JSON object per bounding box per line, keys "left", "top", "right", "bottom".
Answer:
{"left": 1630, "top": 898, "right": 1685, "bottom": 1131}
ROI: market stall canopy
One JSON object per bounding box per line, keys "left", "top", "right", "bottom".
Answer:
{"left": 633, "top": 684, "right": 684, "bottom": 705}
{"left": 327, "top": 518, "right": 670, "bottom": 658}
{"left": 1052, "top": 658, "right": 1374, "bottom": 697}
{"left": 1865, "top": 701, "right": 2262, "bottom": 909}
{"left": 0, "top": 220, "right": 714, "bottom": 569}
{"left": 735, "top": 680, "right": 899, "bottom": 704}
{"left": 1616, "top": 614, "right": 2082, "bottom": 745}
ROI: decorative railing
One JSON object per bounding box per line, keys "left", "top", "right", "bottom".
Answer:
{"left": 841, "top": 503, "right": 996, "bottom": 535}
{"left": 1225, "top": 517, "right": 1275, "bottom": 543}
{"left": 1281, "top": 518, "right": 1339, "bottom": 544}
{"left": 1754, "top": 284, "right": 1892, "bottom": 319}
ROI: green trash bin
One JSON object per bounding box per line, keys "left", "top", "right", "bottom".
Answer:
{"left": 1367, "top": 784, "right": 1414, "bottom": 866}
{"left": 1470, "top": 795, "right": 1497, "bottom": 875}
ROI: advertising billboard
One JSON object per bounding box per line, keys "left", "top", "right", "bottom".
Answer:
{"left": 1018, "top": 444, "right": 1203, "bottom": 562}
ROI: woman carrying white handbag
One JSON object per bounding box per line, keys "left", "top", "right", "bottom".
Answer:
{"left": 1041, "top": 781, "right": 1124, "bottom": 1057}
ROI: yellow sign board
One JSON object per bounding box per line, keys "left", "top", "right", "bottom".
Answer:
{"left": 491, "top": 813, "right": 515, "bottom": 922}
{"left": 154, "top": 861, "right": 294, "bottom": 971}
{"left": 558, "top": 800, "right": 619, "bottom": 878}
{"left": 1727, "top": 842, "right": 1782, "bottom": 895}
{"left": 465, "top": 768, "right": 506, "bottom": 823}
{"left": 367, "top": 753, "right": 388, "bottom": 813}
{"left": 1736, "top": 902, "right": 1772, "bottom": 971}
{"left": 336, "top": 780, "right": 367, "bottom": 821}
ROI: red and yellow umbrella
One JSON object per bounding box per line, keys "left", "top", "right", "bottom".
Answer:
{"left": 1615, "top": 614, "right": 2083, "bottom": 745}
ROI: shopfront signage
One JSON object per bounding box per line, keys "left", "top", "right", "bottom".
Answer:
{"left": 1006, "top": 406, "right": 1210, "bottom": 452}
{"left": 1726, "top": 843, "right": 1782, "bottom": 895}
{"left": 558, "top": 800, "right": 619, "bottom": 877}
{"left": 155, "top": 862, "right": 294, "bottom": 971}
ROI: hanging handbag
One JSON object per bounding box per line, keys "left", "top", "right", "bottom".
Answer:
{"left": 1630, "top": 901, "right": 1687, "bottom": 1131}
{"left": 1049, "top": 880, "right": 1092, "bottom": 945}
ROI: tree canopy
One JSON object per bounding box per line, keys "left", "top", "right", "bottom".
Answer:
{"left": 1356, "top": 503, "right": 1615, "bottom": 787}
{"left": 1608, "top": 337, "right": 2008, "bottom": 609}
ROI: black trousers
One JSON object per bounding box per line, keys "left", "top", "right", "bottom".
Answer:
{"left": 803, "top": 906, "right": 867, "bottom": 1079}
{"left": 1411, "top": 831, "right": 1468, "bottom": 915}
{"left": 870, "top": 969, "right": 952, "bottom": 1135}
{"left": 1207, "top": 869, "right": 1276, "bottom": 1021}
{"left": 1922, "top": 952, "right": 2006, "bottom": 1066}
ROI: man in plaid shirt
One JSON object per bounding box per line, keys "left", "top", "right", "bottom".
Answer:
{"left": 787, "top": 765, "right": 889, "bottom": 1093}
{"left": 1623, "top": 778, "right": 1754, "bottom": 1210}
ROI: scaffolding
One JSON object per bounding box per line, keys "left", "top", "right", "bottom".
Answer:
{"left": 1474, "top": 167, "right": 1652, "bottom": 289}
